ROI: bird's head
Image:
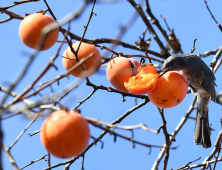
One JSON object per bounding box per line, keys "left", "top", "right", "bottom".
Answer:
{"left": 158, "top": 54, "right": 186, "bottom": 77}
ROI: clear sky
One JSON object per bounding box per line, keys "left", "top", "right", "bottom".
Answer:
{"left": 1, "top": 0, "right": 222, "bottom": 169}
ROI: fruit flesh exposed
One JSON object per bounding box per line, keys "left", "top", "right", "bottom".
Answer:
{"left": 124, "top": 63, "right": 159, "bottom": 95}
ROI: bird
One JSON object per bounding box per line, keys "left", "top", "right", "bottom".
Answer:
{"left": 160, "top": 53, "right": 216, "bottom": 148}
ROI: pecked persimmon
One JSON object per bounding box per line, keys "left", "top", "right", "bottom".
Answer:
{"left": 106, "top": 57, "right": 140, "bottom": 92}
{"left": 19, "top": 13, "right": 59, "bottom": 51}
{"left": 40, "top": 110, "right": 90, "bottom": 158}
{"left": 148, "top": 71, "right": 188, "bottom": 108}
{"left": 124, "top": 63, "right": 159, "bottom": 95}
{"left": 62, "top": 41, "right": 101, "bottom": 78}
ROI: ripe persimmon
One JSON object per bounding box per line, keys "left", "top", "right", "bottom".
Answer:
{"left": 62, "top": 42, "right": 101, "bottom": 78}
{"left": 106, "top": 57, "right": 140, "bottom": 92}
{"left": 19, "top": 13, "right": 59, "bottom": 51}
{"left": 40, "top": 110, "right": 90, "bottom": 158}
{"left": 148, "top": 71, "right": 188, "bottom": 108}
{"left": 124, "top": 63, "right": 159, "bottom": 95}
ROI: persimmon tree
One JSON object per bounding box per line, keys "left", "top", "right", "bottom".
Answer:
{"left": 0, "top": 0, "right": 222, "bottom": 170}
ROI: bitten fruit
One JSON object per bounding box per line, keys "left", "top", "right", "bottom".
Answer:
{"left": 62, "top": 42, "right": 101, "bottom": 77}
{"left": 148, "top": 71, "right": 188, "bottom": 108}
{"left": 124, "top": 63, "right": 159, "bottom": 95}
{"left": 106, "top": 57, "right": 140, "bottom": 92}
{"left": 19, "top": 13, "right": 59, "bottom": 50}
{"left": 40, "top": 110, "right": 90, "bottom": 158}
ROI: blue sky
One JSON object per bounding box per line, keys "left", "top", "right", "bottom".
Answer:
{"left": 1, "top": 0, "right": 222, "bottom": 169}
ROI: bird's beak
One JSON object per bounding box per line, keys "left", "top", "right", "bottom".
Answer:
{"left": 158, "top": 67, "right": 170, "bottom": 78}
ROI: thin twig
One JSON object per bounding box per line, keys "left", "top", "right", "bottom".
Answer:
{"left": 212, "top": 135, "right": 222, "bottom": 170}
{"left": 20, "top": 154, "right": 48, "bottom": 170}
{"left": 152, "top": 96, "right": 197, "bottom": 170}
{"left": 127, "top": 0, "right": 170, "bottom": 57}
{"left": 210, "top": 46, "right": 222, "bottom": 71}
{"left": 204, "top": 0, "right": 222, "bottom": 32}
{"left": 90, "top": 121, "right": 177, "bottom": 149}
{"left": 191, "top": 38, "right": 197, "bottom": 53}
{"left": 158, "top": 108, "right": 170, "bottom": 170}
{"left": 0, "top": 0, "right": 41, "bottom": 11}
{"left": 1, "top": 143, "right": 19, "bottom": 170}
{"left": 63, "top": 28, "right": 165, "bottom": 58}
{"left": 145, "top": 0, "right": 176, "bottom": 54}
{"left": 72, "top": 88, "right": 97, "bottom": 110}
{"left": 47, "top": 152, "right": 51, "bottom": 168}
{"left": 176, "top": 157, "right": 222, "bottom": 170}
{"left": 201, "top": 131, "right": 222, "bottom": 170}
{"left": 8, "top": 113, "right": 40, "bottom": 151}
{"left": 86, "top": 118, "right": 161, "bottom": 134}
{"left": 176, "top": 157, "right": 201, "bottom": 170}
{"left": 160, "top": 14, "right": 171, "bottom": 32}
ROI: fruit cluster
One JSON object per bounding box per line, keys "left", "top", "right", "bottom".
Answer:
{"left": 19, "top": 13, "right": 102, "bottom": 158}
{"left": 19, "top": 12, "right": 187, "bottom": 159}
{"left": 106, "top": 57, "right": 188, "bottom": 108}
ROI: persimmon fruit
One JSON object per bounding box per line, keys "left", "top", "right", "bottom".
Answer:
{"left": 124, "top": 63, "right": 159, "bottom": 95}
{"left": 148, "top": 71, "right": 188, "bottom": 108}
{"left": 40, "top": 110, "right": 90, "bottom": 158}
{"left": 62, "top": 42, "right": 101, "bottom": 78}
{"left": 19, "top": 13, "right": 59, "bottom": 51}
{"left": 106, "top": 57, "right": 140, "bottom": 92}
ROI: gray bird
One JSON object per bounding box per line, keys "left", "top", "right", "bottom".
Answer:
{"left": 160, "top": 53, "right": 216, "bottom": 148}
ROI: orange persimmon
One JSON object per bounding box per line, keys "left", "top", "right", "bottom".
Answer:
{"left": 148, "top": 71, "right": 188, "bottom": 108}
{"left": 106, "top": 57, "right": 140, "bottom": 92}
{"left": 63, "top": 41, "right": 101, "bottom": 78}
{"left": 40, "top": 110, "right": 90, "bottom": 158}
{"left": 19, "top": 13, "right": 59, "bottom": 50}
{"left": 124, "top": 63, "right": 159, "bottom": 95}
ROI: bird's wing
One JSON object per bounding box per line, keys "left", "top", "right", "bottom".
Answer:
{"left": 201, "top": 63, "right": 217, "bottom": 101}
{"left": 202, "top": 79, "right": 216, "bottom": 101}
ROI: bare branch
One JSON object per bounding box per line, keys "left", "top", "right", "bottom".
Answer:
{"left": 0, "top": 0, "right": 41, "bottom": 11}
{"left": 202, "top": 131, "right": 222, "bottom": 164}
{"left": 20, "top": 154, "right": 48, "bottom": 170}
{"left": 191, "top": 38, "right": 197, "bottom": 53}
{"left": 1, "top": 144, "right": 19, "bottom": 170}
{"left": 176, "top": 157, "right": 222, "bottom": 170}
{"left": 158, "top": 108, "right": 170, "bottom": 170}
{"left": 72, "top": 88, "right": 97, "bottom": 110}
{"left": 145, "top": 0, "right": 176, "bottom": 54}
{"left": 90, "top": 121, "right": 175, "bottom": 149}
{"left": 0, "top": 8, "right": 23, "bottom": 24}
{"left": 176, "top": 157, "right": 201, "bottom": 170}
{"left": 160, "top": 14, "right": 171, "bottom": 32}
{"left": 197, "top": 48, "right": 220, "bottom": 58}
{"left": 127, "top": 0, "right": 170, "bottom": 57}
{"left": 8, "top": 113, "right": 40, "bottom": 151}
{"left": 152, "top": 96, "right": 197, "bottom": 170}
{"left": 204, "top": 0, "right": 222, "bottom": 32}
{"left": 86, "top": 117, "right": 161, "bottom": 134}
{"left": 62, "top": 28, "right": 166, "bottom": 59}
{"left": 44, "top": 100, "right": 149, "bottom": 169}
{"left": 210, "top": 46, "right": 222, "bottom": 71}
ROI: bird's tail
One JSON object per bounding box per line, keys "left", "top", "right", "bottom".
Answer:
{"left": 193, "top": 110, "right": 211, "bottom": 148}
